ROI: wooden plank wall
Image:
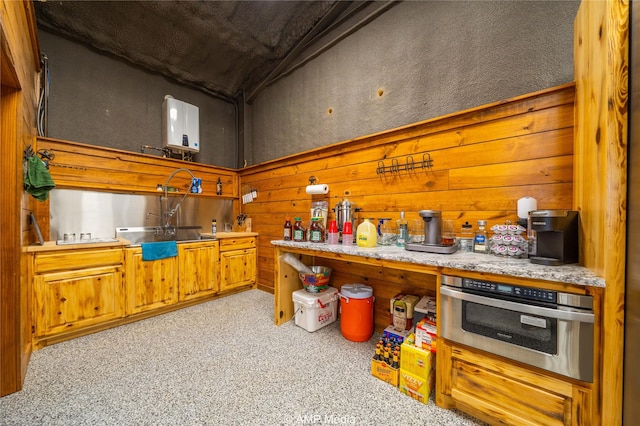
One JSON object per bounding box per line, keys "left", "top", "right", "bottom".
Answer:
{"left": 574, "top": 1, "right": 629, "bottom": 425}
{"left": 239, "top": 84, "right": 576, "bottom": 293}
{"left": 38, "top": 137, "right": 238, "bottom": 197}
{"left": 1, "top": 0, "right": 41, "bottom": 395}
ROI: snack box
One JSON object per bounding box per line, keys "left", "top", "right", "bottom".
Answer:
{"left": 401, "top": 339, "right": 434, "bottom": 378}
{"left": 390, "top": 294, "right": 421, "bottom": 331}
{"left": 414, "top": 295, "right": 436, "bottom": 324}
{"left": 415, "top": 318, "right": 437, "bottom": 352}
{"left": 383, "top": 325, "right": 412, "bottom": 344}
{"left": 371, "top": 358, "right": 399, "bottom": 387}
{"left": 399, "top": 368, "right": 435, "bottom": 404}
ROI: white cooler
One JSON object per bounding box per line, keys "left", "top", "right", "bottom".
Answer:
{"left": 292, "top": 287, "right": 339, "bottom": 332}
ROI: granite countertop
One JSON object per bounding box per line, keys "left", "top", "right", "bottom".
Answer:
{"left": 26, "top": 237, "right": 131, "bottom": 253}
{"left": 27, "top": 232, "right": 259, "bottom": 253}
{"left": 271, "top": 240, "right": 605, "bottom": 288}
{"left": 200, "top": 232, "right": 258, "bottom": 239}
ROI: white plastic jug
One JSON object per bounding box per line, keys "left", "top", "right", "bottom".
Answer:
{"left": 357, "top": 218, "right": 377, "bottom": 247}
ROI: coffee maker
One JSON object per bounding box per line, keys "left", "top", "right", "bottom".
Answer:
{"left": 528, "top": 210, "right": 579, "bottom": 265}
{"left": 404, "top": 210, "right": 458, "bottom": 254}
{"left": 420, "top": 209, "right": 442, "bottom": 245}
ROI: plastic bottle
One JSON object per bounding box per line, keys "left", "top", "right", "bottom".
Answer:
{"left": 293, "top": 217, "right": 306, "bottom": 242}
{"left": 211, "top": 219, "right": 217, "bottom": 238}
{"left": 473, "top": 220, "right": 488, "bottom": 254}
{"left": 327, "top": 219, "right": 339, "bottom": 245}
{"left": 459, "top": 221, "right": 474, "bottom": 252}
{"left": 342, "top": 221, "right": 353, "bottom": 246}
{"left": 309, "top": 217, "right": 325, "bottom": 243}
{"left": 357, "top": 218, "right": 377, "bottom": 247}
{"left": 216, "top": 177, "right": 222, "bottom": 195}
{"left": 283, "top": 217, "right": 292, "bottom": 241}
{"left": 396, "top": 211, "right": 409, "bottom": 247}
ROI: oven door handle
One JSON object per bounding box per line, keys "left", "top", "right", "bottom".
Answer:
{"left": 440, "top": 286, "right": 594, "bottom": 323}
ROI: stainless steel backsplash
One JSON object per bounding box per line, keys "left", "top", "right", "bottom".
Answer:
{"left": 49, "top": 189, "right": 233, "bottom": 240}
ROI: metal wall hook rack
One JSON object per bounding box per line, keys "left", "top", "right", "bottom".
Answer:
{"left": 23, "top": 145, "right": 55, "bottom": 169}
{"left": 376, "top": 152, "right": 433, "bottom": 175}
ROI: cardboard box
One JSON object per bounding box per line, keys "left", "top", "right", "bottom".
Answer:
{"left": 414, "top": 295, "right": 436, "bottom": 315}
{"left": 383, "top": 325, "right": 412, "bottom": 344}
{"left": 390, "top": 294, "right": 421, "bottom": 330}
{"left": 371, "top": 358, "right": 399, "bottom": 387}
{"left": 399, "top": 368, "right": 434, "bottom": 404}
{"left": 414, "top": 295, "right": 437, "bottom": 324}
{"left": 415, "top": 318, "right": 437, "bottom": 352}
{"left": 400, "top": 340, "right": 434, "bottom": 378}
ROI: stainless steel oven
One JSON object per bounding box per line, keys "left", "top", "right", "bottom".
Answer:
{"left": 440, "top": 274, "right": 594, "bottom": 382}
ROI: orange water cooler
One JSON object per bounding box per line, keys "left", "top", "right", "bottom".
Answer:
{"left": 339, "top": 284, "right": 374, "bottom": 342}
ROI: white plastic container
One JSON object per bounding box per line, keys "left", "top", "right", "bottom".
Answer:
{"left": 292, "top": 287, "right": 339, "bottom": 332}
{"left": 162, "top": 96, "right": 199, "bottom": 152}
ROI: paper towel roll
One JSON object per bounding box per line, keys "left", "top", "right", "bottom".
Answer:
{"left": 517, "top": 197, "right": 537, "bottom": 219}
{"left": 306, "top": 184, "right": 329, "bottom": 195}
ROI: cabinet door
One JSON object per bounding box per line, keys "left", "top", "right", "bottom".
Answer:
{"left": 178, "top": 242, "right": 219, "bottom": 301}
{"left": 125, "top": 248, "right": 178, "bottom": 315}
{"left": 220, "top": 248, "right": 257, "bottom": 292}
{"left": 437, "top": 340, "right": 592, "bottom": 426}
{"left": 34, "top": 265, "right": 124, "bottom": 337}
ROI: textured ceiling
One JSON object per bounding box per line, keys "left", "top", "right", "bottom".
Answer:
{"left": 34, "top": 0, "right": 352, "bottom": 101}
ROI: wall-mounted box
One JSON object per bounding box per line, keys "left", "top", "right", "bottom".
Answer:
{"left": 162, "top": 97, "right": 199, "bottom": 152}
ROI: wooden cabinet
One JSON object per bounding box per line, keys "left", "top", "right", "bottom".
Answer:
{"left": 124, "top": 247, "right": 178, "bottom": 315}
{"left": 30, "top": 236, "right": 254, "bottom": 347}
{"left": 178, "top": 241, "right": 219, "bottom": 301}
{"left": 437, "top": 339, "right": 593, "bottom": 426}
{"left": 126, "top": 241, "right": 220, "bottom": 311}
{"left": 33, "top": 248, "right": 125, "bottom": 340}
{"left": 219, "top": 237, "right": 257, "bottom": 291}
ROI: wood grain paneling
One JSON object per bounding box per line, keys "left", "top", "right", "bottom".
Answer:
{"left": 438, "top": 340, "right": 590, "bottom": 426}
{"left": 574, "top": 1, "right": 629, "bottom": 425}
{"left": 317, "top": 259, "right": 438, "bottom": 331}
{"left": 1, "top": 0, "right": 40, "bottom": 396}
{"left": 37, "top": 137, "right": 238, "bottom": 198}
{"left": 240, "top": 84, "right": 575, "bottom": 296}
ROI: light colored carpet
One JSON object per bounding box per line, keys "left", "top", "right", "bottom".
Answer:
{"left": 0, "top": 289, "right": 484, "bottom": 425}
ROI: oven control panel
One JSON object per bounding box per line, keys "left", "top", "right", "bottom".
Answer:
{"left": 462, "top": 278, "right": 557, "bottom": 303}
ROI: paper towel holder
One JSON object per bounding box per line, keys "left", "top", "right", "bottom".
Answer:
{"left": 306, "top": 176, "right": 329, "bottom": 195}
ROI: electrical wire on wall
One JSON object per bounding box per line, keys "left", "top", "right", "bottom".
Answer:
{"left": 37, "top": 54, "right": 50, "bottom": 137}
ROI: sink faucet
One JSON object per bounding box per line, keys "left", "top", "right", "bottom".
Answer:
{"left": 163, "top": 167, "right": 196, "bottom": 217}
{"left": 148, "top": 167, "right": 196, "bottom": 232}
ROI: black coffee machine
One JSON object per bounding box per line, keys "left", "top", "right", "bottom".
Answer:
{"left": 528, "top": 210, "right": 579, "bottom": 265}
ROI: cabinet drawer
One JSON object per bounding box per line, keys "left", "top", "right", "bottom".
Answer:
{"left": 35, "top": 249, "right": 124, "bottom": 273}
{"left": 451, "top": 359, "right": 569, "bottom": 425}
{"left": 220, "top": 237, "right": 256, "bottom": 251}
{"left": 441, "top": 343, "right": 589, "bottom": 426}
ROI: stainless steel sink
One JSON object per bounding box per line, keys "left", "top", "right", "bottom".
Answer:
{"left": 115, "top": 225, "right": 209, "bottom": 245}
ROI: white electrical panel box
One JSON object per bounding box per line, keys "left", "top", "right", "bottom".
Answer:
{"left": 162, "top": 96, "right": 199, "bottom": 152}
